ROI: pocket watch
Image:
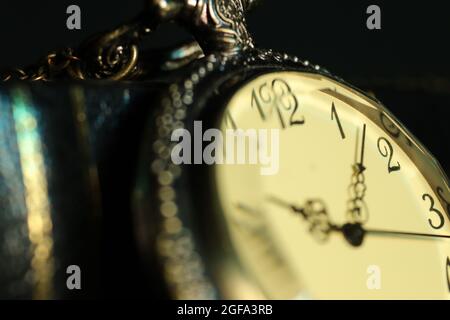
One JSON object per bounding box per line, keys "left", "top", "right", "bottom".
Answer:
{"left": 1, "top": 0, "right": 450, "bottom": 300}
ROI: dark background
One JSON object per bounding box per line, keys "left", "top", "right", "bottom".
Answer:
{"left": 0, "top": 0, "right": 449, "bottom": 79}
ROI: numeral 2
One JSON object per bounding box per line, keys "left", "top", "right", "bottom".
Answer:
{"left": 377, "top": 137, "right": 401, "bottom": 173}
{"left": 331, "top": 103, "right": 346, "bottom": 139}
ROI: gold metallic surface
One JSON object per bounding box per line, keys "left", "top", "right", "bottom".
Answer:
{"left": 145, "top": 0, "right": 255, "bottom": 53}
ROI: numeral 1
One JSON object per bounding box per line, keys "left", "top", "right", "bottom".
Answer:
{"left": 331, "top": 102, "right": 346, "bottom": 139}
{"left": 225, "top": 111, "right": 237, "bottom": 130}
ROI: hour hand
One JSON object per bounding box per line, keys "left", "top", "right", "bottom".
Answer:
{"left": 267, "top": 196, "right": 335, "bottom": 243}
{"left": 266, "top": 196, "right": 307, "bottom": 218}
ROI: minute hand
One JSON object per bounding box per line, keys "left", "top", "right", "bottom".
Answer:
{"left": 363, "top": 228, "right": 450, "bottom": 240}
{"left": 336, "top": 223, "right": 450, "bottom": 246}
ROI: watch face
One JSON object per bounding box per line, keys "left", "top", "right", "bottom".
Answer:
{"left": 210, "top": 71, "right": 450, "bottom": 299}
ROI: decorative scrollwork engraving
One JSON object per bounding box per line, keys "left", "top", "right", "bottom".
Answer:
{"left": 145, "top": 0, "right": 256, "bottom": 54}
{"left": 68, "top": 23, "right": 149, "bottom": 80}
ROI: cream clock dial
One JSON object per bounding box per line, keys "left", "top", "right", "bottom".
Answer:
{"left": 214, "top": 71, "right": 450, "bottom": 299}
